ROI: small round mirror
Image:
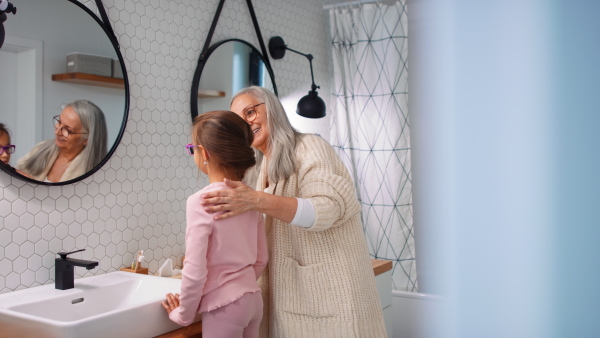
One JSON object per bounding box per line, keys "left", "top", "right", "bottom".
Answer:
{"left": 190, "top": 39, "right": 277, "bottom": 120}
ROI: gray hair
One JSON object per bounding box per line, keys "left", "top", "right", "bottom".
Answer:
{"left": 231, "top": 86, "right": 301, "bottom": 185}
{"left": 17, "top": 100, "right": 108, "bottom": 181}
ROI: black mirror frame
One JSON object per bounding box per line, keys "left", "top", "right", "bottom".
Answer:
{"left": 190, "top": 38, "right": 278, "bottom": 121}
{"left": 0, "top": 0, "right": 130, "bottom": 186}
{"left": 190, "top": 0, "right": 276, "bottom": 122}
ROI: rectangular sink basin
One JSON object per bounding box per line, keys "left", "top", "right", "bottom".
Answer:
{"left": 0, "top": 271, "right": 201, "bottom": 338}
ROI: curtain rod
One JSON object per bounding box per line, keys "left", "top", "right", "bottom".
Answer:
{"left": 323, "top": 0, "right": 380, "bottom": 10}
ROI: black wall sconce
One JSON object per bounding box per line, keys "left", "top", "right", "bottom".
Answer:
{"left": 0, "top": 0, "right": 17, "bottom": 49}
{"left": 268, "top": 36, "right": 326, "bottom": 118}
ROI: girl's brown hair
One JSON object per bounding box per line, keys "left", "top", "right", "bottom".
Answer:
{"left": 0, "top": 123, "right": 11, "bottom": 143}
{"left": 192, "top": 111, "right": 256, "bottom": 180}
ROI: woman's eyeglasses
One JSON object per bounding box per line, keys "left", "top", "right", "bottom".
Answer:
{"left": 0, "top": 145, "right": 15, "bottom": 155}
{"left": 53, "top": 116, "right": 89, "bottom": 138}
{"left": 242, "top": 103, "right": 264, "bottom": 123}
{"left": 186, "top": 143, "right": 200, "bottom": 155}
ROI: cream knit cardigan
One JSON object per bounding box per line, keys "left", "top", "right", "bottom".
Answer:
{"left": 255, "top": 134, "right": 387, "bottom": 338}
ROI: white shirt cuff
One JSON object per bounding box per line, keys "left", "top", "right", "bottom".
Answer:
{"left": 290, "top": 198, "right": 316, "bottom": 228}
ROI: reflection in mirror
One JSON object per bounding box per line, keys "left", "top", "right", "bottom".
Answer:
{"left": 17, "top": 100, "right": 108, "bottom": 182}
{"left": 193, "top": 39, "right": 276, "bottom": 118}
{"left": 0, "top": 0, "right": 128, "bottom": 184}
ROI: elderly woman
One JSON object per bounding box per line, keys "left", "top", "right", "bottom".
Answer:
{"left": 17, "top": 100, "right": 107, "bottom": 182}
{"left": 200, "top": 86, "right": 387, "bottom": 337}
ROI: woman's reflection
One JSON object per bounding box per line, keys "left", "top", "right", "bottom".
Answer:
{"left": 16, "top": 100, "right": 108, "bottom": 182}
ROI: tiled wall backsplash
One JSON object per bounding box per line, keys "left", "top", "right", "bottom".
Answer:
{"left": 0, "top": 0, "right": 331, "bottom": 294}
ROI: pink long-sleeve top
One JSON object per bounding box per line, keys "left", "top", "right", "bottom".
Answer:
{"left": 169, "top": 182, "right": 268, "bottom": 326}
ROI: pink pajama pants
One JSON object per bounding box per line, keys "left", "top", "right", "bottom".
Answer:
{"left": 202, "top": 291, "right": 263, "bottom": 338}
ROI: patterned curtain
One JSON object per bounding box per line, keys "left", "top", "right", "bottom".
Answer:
{"left": 328, "top": 1, "right": 416, "bottom": 291}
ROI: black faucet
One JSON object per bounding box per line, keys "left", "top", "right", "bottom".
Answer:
{"left": 55, "top": 249, "right": 99, "bottom": 290}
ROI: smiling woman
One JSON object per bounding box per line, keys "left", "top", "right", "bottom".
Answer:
{"left": 16, "top": 100, "right": 108, "bottom": 183}
{"left": 0, "top": 0, "right": 129, "bottom": 185}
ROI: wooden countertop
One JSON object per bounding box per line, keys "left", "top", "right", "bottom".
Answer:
{"left": 169, "top": 259, "right": 393, "bottom": 278}
{"left": 372, "top": 259, "right": 393, "bottom": 276}
{"left": 156, "top": 323, "right": 202, "bottom": 338}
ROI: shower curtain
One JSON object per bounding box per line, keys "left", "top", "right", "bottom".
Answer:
{"left": 328, "top": 0, "right": 416, "bottom": 291}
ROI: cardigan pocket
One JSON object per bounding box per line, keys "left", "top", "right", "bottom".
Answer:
{"left": 280, "top": 257, "right": 336, "bottom": 318}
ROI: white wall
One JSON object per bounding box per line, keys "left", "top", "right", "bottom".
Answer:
{"left": 0, "top": 35, "right": 43, "bottom": 163}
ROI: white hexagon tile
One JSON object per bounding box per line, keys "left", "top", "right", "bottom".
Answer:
{"left": 0, "top": 0, "right": 332, "bottom": 294}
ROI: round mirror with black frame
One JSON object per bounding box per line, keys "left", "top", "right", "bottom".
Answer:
{"left": 0, "top": 0, "right": 129, "bottom": 186}
{"left": 190, "top": 38, "right": 277, "bottom": 121}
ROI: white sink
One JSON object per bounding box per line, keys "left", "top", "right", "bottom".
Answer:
{"left": 0, "top": 271, "right": 200, "bottom": 338}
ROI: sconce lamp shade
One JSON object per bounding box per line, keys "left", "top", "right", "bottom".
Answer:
{"left": 297, "top": 90, "right": 326, "bottom": 118}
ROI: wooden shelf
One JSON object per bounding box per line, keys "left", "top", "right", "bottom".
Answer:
{"left": 198, "top": 89, "right": 226, "bottom": 98}
{"left": 52, "top": 72, "right": 124, "bottom": 89}
{"left": 52, "top": 73, "right": 224, "bottom": 99}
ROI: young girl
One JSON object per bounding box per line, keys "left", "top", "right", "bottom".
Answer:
{"left": 162, "top": 111, "right": 267, "bottom": 338}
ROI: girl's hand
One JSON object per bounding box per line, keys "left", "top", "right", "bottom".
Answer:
{"left": 161, "top": 293, "right": 180, "bottom": 314}
{"left": 200, "top": 178, "right": 259, "bottom": 220}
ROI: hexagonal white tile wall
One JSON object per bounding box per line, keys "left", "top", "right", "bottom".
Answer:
{"left": 0, "top": 0, "right": 332, "bottom": 294}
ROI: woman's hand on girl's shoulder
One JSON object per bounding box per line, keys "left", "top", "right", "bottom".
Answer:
{"left": 200, "top": 178, "right": 258, "bottom": 220}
